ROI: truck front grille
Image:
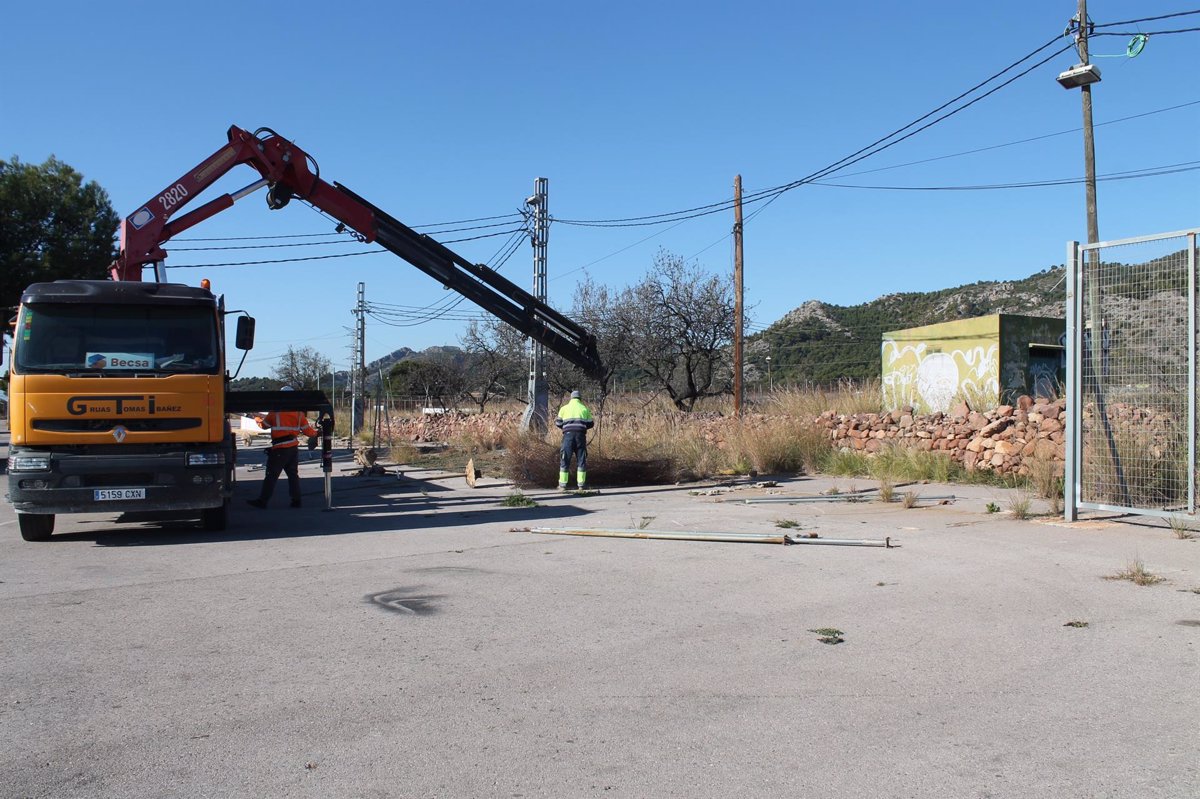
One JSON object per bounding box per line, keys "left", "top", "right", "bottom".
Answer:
{"left": 33, "top": 419, "right": 203, "bottom": 433}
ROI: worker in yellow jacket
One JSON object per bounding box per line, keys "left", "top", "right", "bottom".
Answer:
{"left": 247, "top": 386, "right": 319, "bottom": 509}
{"left": 555, "top": 390, "right": 594, "bottom": 490}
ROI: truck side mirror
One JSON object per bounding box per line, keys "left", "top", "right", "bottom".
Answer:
{"left": 235, "top": 316, "right": 255, "bottom": 350}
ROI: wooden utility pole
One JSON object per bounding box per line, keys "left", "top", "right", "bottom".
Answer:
{"left": 1078, "top": 0, "right": 1099, "bottom": 247}
{"left": 1076, "top": 0, "right": 1128, "bottom": 505}
{"left": 733, "top": 175, "right": 744, "bottom": 417}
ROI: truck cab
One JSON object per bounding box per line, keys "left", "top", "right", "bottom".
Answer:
{"left": 6, "top": 280, "right": 235, "bottom": 539}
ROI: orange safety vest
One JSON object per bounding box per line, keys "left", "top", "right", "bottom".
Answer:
{"left": 257, "top": 410, "right": 319, "bottom": 450}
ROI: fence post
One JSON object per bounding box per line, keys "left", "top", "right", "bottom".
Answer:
{"left": 1065, "top": 240, "right": 1079, "bottom": 522}
{"left": 1190, "top": 232, "right": 1197, "bottom": 515}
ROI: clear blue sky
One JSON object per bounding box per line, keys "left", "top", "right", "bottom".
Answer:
{"left": 2, "top": 1, "right": 1197, "bottom": 378}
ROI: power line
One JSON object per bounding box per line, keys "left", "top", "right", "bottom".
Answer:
{"left": 1092, "top": 10, "right": 1200, "bottom": 27}
{"left": 555, "top": 98, "right": 1198, "bottom": 279}
{"left": 1093, "top": 26, "right": 1200, "bottom": 36}
{"left": 810, "top": 160, "right": 1200, "bottom": 191}
{"left": 170, "top": 250, "right": 381, "bottom": 268}
{"left": 829, "top": 99, "right": 1200, "bottom": 179}
{"left": 742, "top": 39, "right": 1079, "bottom": 225}
{"left": 169, "top": 238, "right": 350, "bottom": 251}
{"left": 550, "top": 217, "right": 693, "bottom": 283}
{"left": 174, "top": 213, "right": 522, "bottom": 243}
{"left": 174, "top": 232, "right": 342, "bottom": 242}
{"left": 361, "top": 223, "right": 530, "bottom": 328}
{"left": 552, "top": 33, "right": 1073, "bottom": 228}
{"left": 168, "top": 226, "right": 527, "bottom": 268}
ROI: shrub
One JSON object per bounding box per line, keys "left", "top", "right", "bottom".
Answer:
{"left": 723, "top": 418, "right": 830, "bottom": 475}
{"left": 824, "top": 448, "right": 872, "bottom": 477}
{"left": 770, "top": 380, "right": 882, "bottom": 418}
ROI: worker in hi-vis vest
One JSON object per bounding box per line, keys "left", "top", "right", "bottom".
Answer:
{"left": 555, "top": 390, "right": 594, "bottom": 490}
{"left": 247, "top": 386, "right": 320, "bottom": 509}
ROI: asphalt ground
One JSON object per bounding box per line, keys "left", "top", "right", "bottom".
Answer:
{"left": 1, "top": 437, "right": 1198, "bottom": 798}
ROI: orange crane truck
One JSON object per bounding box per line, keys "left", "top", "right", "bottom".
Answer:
{"left": 6, "top": 125, "right": 602, "bottom": 541}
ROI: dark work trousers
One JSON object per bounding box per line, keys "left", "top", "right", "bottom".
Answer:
{"left": 258, "top": 446, "right": 302, "bottom": 505}
{"left": 559, "top": 430, "right": 588, "bottom": 487}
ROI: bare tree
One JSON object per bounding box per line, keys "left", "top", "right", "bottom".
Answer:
{"left": 272, "top": 345, "right": 331, "bottom": 390}
{"left": 387, "top": 351, "right": 467, "bottom": 410}
{"left": 571, "top": 273, "right": 638, "bottom": 400}
{"left": 459, "top": 318, "right": 525, "bottom": 411}
{"left": 630, "top": 250, "right": 734, "bottom": 411}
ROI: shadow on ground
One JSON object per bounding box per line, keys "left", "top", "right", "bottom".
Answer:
{"left": 43, "top": 469, "right": 597, "bottom": 547}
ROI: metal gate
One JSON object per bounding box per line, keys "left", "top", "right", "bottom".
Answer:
{"left": 1066, "top": 228, "right": 1200, "bottom": 520}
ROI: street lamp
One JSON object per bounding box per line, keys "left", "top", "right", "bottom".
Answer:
{"left": 765, "top": 356, "right": 773, "bottom": 390}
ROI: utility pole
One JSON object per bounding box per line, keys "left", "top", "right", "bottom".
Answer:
{"left": 733, "top": 175, "right": 744, "bottom": 417}
{"left": 520, "top": 178, "right": 550, "bottom": 434}
{"left": 1074, "top": 1, "right": 1104, "bottom": 404}
{"left": 1068, "top": 0, "right": 1128, "bottom": 507}
{"left": 1078, "top": 0, "right": 1099, "bottom": 249}
{"left": 351, "top": 282, "right": 366, "bottom": 437}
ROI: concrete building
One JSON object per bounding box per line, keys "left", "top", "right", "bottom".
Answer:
{"left": 881, "top": 314, "right": 1065, "bottom": 413}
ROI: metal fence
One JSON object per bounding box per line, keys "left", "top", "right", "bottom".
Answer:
{"left": 1066, "top": 228, "right": 1200, "bottom": 520}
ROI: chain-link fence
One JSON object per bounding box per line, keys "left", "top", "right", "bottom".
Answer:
{"left": 1066, "top": 228, "right": 1199, "bottom": 520}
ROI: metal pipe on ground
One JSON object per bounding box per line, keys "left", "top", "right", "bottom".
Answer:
{"left": 742, "top": 495, "right": 955, "bottom": 505}
{"left": 511, "top": 527, "right": 895, "bottom": 548}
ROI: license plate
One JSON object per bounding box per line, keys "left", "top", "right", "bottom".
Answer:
{"left": 95, "top": 488, "right": 146, "bottom": 501}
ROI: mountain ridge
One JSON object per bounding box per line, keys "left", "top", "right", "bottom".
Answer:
{"left": 748, "top": 265, "right": 1066, "bottom": 383}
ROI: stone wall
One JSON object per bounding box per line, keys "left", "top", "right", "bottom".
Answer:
{"left": 385, "top": 410, "right": 522, "bottom": 444}
{"left": 820, "top": 395, "right": 1066, "bottom": 476}
{"left": 373, "top": 397, "right": 1069, "bottom": 478}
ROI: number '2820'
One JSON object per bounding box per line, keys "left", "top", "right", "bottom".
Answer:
{"left": 159, "top": 183, "right": 189, "bottom": 212}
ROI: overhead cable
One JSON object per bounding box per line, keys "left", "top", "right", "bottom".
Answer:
{"left": 169, "top": 226, "right": 526, "bottom": 268}
{"left": 553, "top": 34, "right": 1073, "bottom": 228}
{"left": 811, "top": 160, "right": 1200, "bottom": 191}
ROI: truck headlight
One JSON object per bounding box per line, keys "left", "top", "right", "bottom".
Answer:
{"left": 186, "top": 453, "right": 225, "bottom": 467}
{"left": 10, "top": 455, "right": 51, "bottom": 472}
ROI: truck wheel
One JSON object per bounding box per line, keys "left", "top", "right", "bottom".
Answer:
{"left": 201, "top": 501, "right": 228, "bottom": 532}
{"left": 18, "top": 513, "right": 55, "bottom": 542}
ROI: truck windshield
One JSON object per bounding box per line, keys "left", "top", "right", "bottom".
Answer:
{"left": 14, "top": 303, "right": 220, "bottom": 375}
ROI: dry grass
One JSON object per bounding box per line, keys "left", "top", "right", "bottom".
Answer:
{"left": 951, "top": 383, "right": 999, "bottom": 413}
{"left": 1028, "top": 450, "right": 1064, "bottom": 501}
{"left": 901, "top": 491, "right": 920, "bottom": 509}
{"left": 769, "top": 380, "right": 881, "bottom": 418}
{"left": 1008, "top": 492, "right": 1032, "bottom": 520}
{"left": 1168, "top": 517, "right": 1195, "bottom": 540}
{"left": 848, "top": 441, "right": 962, "bottom": 484}
{"left": 451, "top": 423, "right": 510, "bottom": 455}
{"left": 722, "top": 418, "right": 829, "bottom": 476}
{"left": 385, "top": 442, "right": 419, "bottom": 464}
{"left": 1104, "top": 557, "right": 1165, "bottom": 586}
{"left": 824, "top": 448, "right": 871, "bottom": 477}
{"left": 594, "top": 414, "right": 731, "bottom": 480}
{"left": 877, "top": 475, "right": 895, "bottom": 503}
{"left": 503, "top": 430, "right": 676, "bottom": 489}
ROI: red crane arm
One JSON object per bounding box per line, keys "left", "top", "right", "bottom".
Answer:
{"left": 111, "top": 126, "right": 375, "bottom": 281}
{"left": 109, "top": 125, "right": 604, "bottom": 378}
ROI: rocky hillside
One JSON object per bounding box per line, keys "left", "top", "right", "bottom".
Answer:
{"left": 748, "top": 266, "right": 1067, "bottom": 383}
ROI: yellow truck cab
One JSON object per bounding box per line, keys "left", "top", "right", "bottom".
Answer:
{"left": 6, "top": 280, "right": 239, "bottom": 540}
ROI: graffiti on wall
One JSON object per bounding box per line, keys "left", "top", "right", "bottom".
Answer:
{"left": 1000, "top": 326, "right": 1067, "bottom": 400}
{"left": 882, "top": 340, "right": 999, "bottom": 413}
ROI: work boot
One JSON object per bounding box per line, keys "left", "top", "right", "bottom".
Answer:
{"left": 558, "top": 484, "right": 569, "bottom": 492}
{"left": 247, "top": 498, "right": 267, "bottom": 509}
